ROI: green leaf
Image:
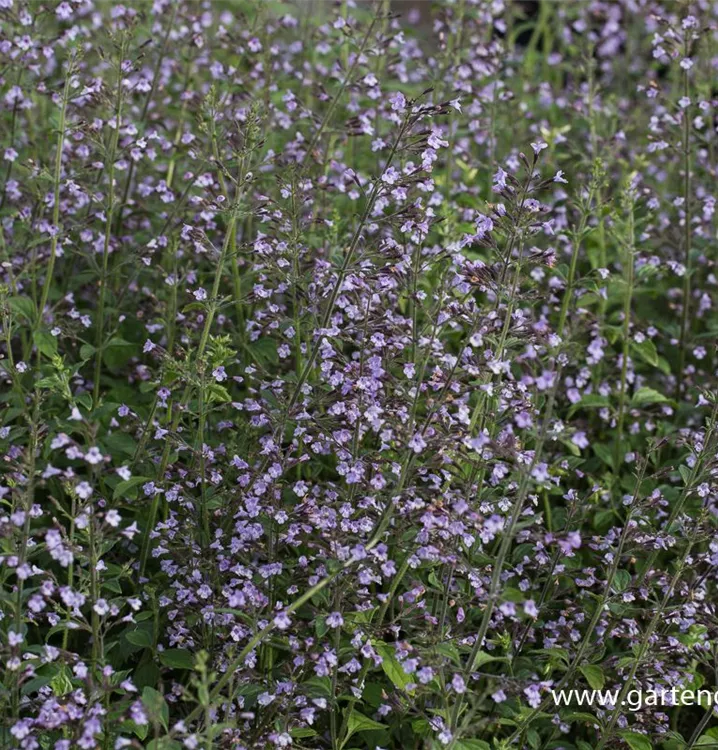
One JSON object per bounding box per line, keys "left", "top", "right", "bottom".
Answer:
{"left": 103, "top": 337, "right": 138, "bottom": 369}
{"left": 303, "top": 676, "right": 332, "bottom": 698}
{"left": 576, "top": 292, "right": 602, "bottom": 308}
{"left": 435, "top": 642, "right": 461, "bottom": 666}
{"left": 133, "top": 661, "right": 160, "bottom": 690}
{"left": 702, "top": 728, "right": 718, "bottom": 741}
{"left": 76, "top": 392, "right": 92, "bottom": 411}
{"left": 455, "top": 741, "right": 491, "bottom": 750}
{"left": 375, "top": 642, "right": 412, "bottom": 691}
{"left": 290, "top": 728, "right": 318, "bottom": 739}
{"left": 579, "top": 664, "right": 605, "bottom": 690}
{"left": 142, "top": 687, "right": 169, "bottom": 731}
{"left": 21, "top": 675, "right": 52, "bottom": 696}
{"left": 567, "top": 393, "right": 609, "bottom": 418}
{"left": 103, "top": 432, "right": 137, "bottom": 457}
{"left": 472, "top": 650, "right": 508, "bottom": 669}
{"left": 207, "top": 383, "right": 231, "bottom": 403}
{"left": 50, "top": 667, "right": 73, "bottom": 697}
{"left": 248, "top": 337, "right": 277, "bottom": 365}
{"left": 102, "top": 578, "right": 123, "bottom": 594}
{"left": 34, "top": 330, "right": 58, "bottom": 358}
{"left": 592, "top": 443, "right": 614, "bottom": 470}
{"left": 594, "top": 508, "right": 617, "bottom": 531}
{"left": 341, "top": 710, "right": 387, "bottom": 749}
{"left": 119, "top": 719, "right": 148, "bottom": 741}
{"left": 631, "top": 387, "right": 670, "bottom": 408}
{"left": 8, "top": 296, "right": 36, "bottom": 322}
{"left": 564, "top": 711, "right": 601, "bottom": 725}
{"left": 630, "top": 338, "right": 658, "bottom": 367}
{"left": 613, "top": 569, "right": 631, "bottom": 593}
{"left": 619, "top": 730, "right": 652, "bottom": 750}
{"left": 146, "top": 741, "right": 181, "bottom": 750}
{"left": 678, "top": 465, "right": 693, "bottom": 486}
{"left": 560, "top": 438, "right": 581, "bottom": 457}
{"left": 126, "top": 629, "right": 153, "bottom": 648}
{"left": 159, "top": 648, "right": 194, "bottom": 670}
{"left": 113, "top": 476, "right": 150, "bottom": 500}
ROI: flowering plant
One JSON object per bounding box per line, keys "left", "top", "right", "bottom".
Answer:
{"left": 1, "top": 2, "right": 718, "bottom": 749}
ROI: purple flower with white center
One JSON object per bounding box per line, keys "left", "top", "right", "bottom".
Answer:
{"left": 326, "top": 612, "right": 344, "bottom": 628}
{"left": 75, "top": 482, "right": 93, "bottom": 500}
{"left": 451, "top": 674, "right": 466, "bottom": 694}
{"left": 493, "top": 167, "right": 508, "bottom": 191}
{"left": 389, "top": 92, "right": 406, "bottom": 112}
{"left": 273, "top": 611, "right": 292, "bottom": 630}
{"left": 572, "top": 431, "right": 589, "bottom": 450}
{"left": 84, "top": 446, "right": 104, "bottom": 465}
{"left": 524, "top": 683, "right": 543, "bottom": 708}
{"left": 409, "top": 432, "right": 427, "bottom": 454}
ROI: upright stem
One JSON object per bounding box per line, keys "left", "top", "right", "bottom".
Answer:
{"left": 114, "top": 1, "right": 178, "bottom": 233}
{"left": 138, "top": 208, "right": 238, "bottom": 576}
{"left": 614, "top": 190, "right": 635, "bottom": 469}
{"left": 88, "top": 500, "right": 101, "bottom": 671}
{"left": 676, "top": 46, "right": 692, "bottom": 400}
{"left": 557, "top": 179, "right": 598, "bottom": 338}
{"left": 304, "top": 15, "right": 378, "bottom": 160}
{"left": 502, "top": 469, "right": 644, "bottom": 746}
{"left": 594, "top": 514, "right": 704, "bottom": 749}
{"left": 448, "top": 381, "right": 559, "bottom": 739}
{"left": 93, "top": 42, "right": 126, "bottom": 407}
{"left": 11, "top": 406, "right": 38, "bottom": 720}
{"left": 210, "top": 116, "right": 247, "bottom": 350}
{"left": 62, "top": 494, "right": 77, "bottom": 652}
{"left": 36, "top": 63, "right": 72, "bottom": 333}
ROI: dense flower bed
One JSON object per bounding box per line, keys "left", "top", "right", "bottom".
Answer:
{"left": 1, "top": 1, "right": 718, "bottom": 749}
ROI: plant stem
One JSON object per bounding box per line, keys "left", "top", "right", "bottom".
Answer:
{"left": 448, "top": 381, "right": 560, "bottom": 739}
{"left": 614, "top": 188, "right": 636, "bottom": 470}
{"left": 138, "top": 207, "right": 238, "bottom": 576}
{"left": 595, "top": 513, "right": 704, "bottom": 749}
{"left": 36, "top": 62, "right": 72, "bottom": 334}
{"left": 114, "top": 1, "right": 178, "bottom": 234}
{"left": 676, "top": 45, "right": 692, "bottom": 401}
{"left": 93, "top": 41, "right": 126, "bottom": 408}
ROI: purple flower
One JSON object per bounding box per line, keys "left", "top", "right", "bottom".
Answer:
{"left": 451, "top": 674, "right": 466, "bottom": 694}
{"left": 389, "top": 92, "right": 406, "bottom": 112}
{"left": 326, "top": 612, "right": 344, "bottom": 628}
{"left": 273, "top": 611, "right": 292, "bottom": 630}
{"left": 409, "top": 432, "right": 427, "bottom": 454}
